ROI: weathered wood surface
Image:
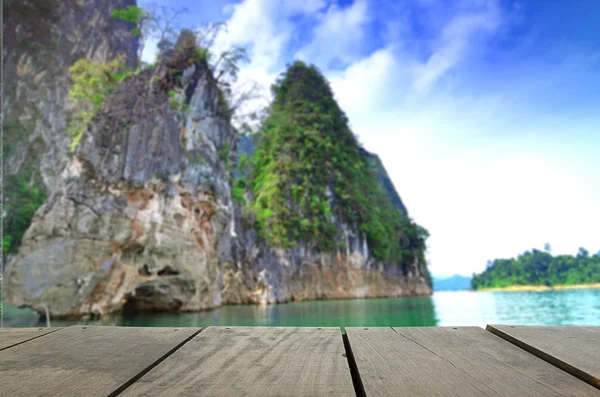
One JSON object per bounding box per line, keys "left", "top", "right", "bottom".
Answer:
{"left": 120, "top": 327, "right": 355, "bottom": 397}
{"left": 0, "top": 327, "right": 62, "bottom": 351}
{"left": 345, "top": 326, "right": 600, "bottom": 397}
{"left": 446, "top": 326, "right": 600, "bottom": 396}
{"left": 0, "top": 326, "right": 201, "bottom": 397}
{"left": 487, "top": 325, "right": 600, "bottom": 389}
{"left": 1, "top": 325, "right": 599, "bottom": 396}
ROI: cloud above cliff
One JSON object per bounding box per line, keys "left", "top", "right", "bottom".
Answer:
{"left": 141, "top": 0, "right": 600, "bottom": 277}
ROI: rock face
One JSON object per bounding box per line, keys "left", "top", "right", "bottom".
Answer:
{"left": 4, "top": 3, "right": 431, "bottom": 319}
{"left": 3, "top": 0, "right": 138, "bottom": 192}
{"left": 3, "top": 0, "right": 139, "bottom": 257}
{"left": 222, "top": 211, "right": 431, "bottom": 305}
{"left": 5, "top": 33, "right": 237, "bottom": 318}
{"left": 221, "top": 136, "right": 430, "bottom": 305}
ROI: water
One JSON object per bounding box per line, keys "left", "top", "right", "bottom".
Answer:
{"left": 4, "top": 289, "right": 600, "bottom": 328}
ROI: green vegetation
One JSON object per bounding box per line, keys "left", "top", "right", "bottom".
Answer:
{"left": 66, "top": 55, "right": 131, "bottom": 151}
{"left": 112, "top": 5, "right": 146, "bottom": 37}
{"left": 232, "top": 178, "right": 247, "bottom": 203}
{"left": 152, "top": 171, "right": 170, "bottom": 182}
{"left": 167, "top": 89, "right": 191, "bottom": 113}
{"left": 193, "top": 47, "right": 210, "bottom": 63}
{"left": 245, "top": 61, "right": 428, "bottom": 273}
{"left": 232, "top": 152, "right": 251, "bottom": 204}
{"left": 471, "top": 247, "right": 600, "bottom": 289}
{"left": 3, "top": 130, "right": 47, "bottom": 254}
{"left": 3, "top": 121, "right": 28, "bottom": 158}
{"left": 169, "top": 98, "right": 182, "bottom": 110}
{"left": 23, "top": 40, "right": 45, "bottom": 51}
{"left": 218, "top": 143, "right": 230, "bottom": 163}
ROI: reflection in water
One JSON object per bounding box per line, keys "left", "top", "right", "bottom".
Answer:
{"left": 489, "top": 289, "right": 600, "bottom": 326}
{"left": 433, "top": 289, "right": 600, "bottom": 327}
{"left": 114, "top": 296, "right": 439, "bottom": 328}
{"left": 4, "top": 289, "right": 600, "bottom": 328}
{"left": 4, "top": 296, "right": 439, "bottom": 328}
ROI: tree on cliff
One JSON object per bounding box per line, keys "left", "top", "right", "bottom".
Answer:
{"left": 66, "top": 56, "right": 130, "bottom": 151}
{"left": 244, "top": 61, "right": 429, "bottom": 277}
{"left": 112, "top": 5, "right": 263, "bottom": 131}
{"left": 193, "top": 23, "right": 264, "bottom": 132}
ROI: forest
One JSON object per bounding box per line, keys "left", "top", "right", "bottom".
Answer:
{"left": 471, "top": 247, "right": 600, "bottom": 289}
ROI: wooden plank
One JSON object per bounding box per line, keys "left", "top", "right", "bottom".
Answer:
{"left": 120, "top": 327, "right": 355, "bottom": 397}
{"left": 0, "top": 327, "right": 62, "bottom": 351}
{"left": 345, "top": 327, "right": 600, "bottom": 397}
{"left": 444, "top": 327, "right": 600, "bottom": 397}
{"left": 487, "top": 325, "right": 600, "bottom": 389}
{"left": 0, "top": 325, "right": 201, "bottom": 397}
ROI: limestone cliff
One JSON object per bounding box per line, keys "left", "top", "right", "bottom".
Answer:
{"left": 4, "top": 2, "right": 431, "bottom": 319}
{"left": 222, "top": 206, "right": 431, "bottom": 305}
{"left": 3, "top": 0, "right": 138, "bottom": 255}
{"left": 5, "top": 31, "right": 237, "bottom": 318}
{"left": 221, "top": 137, "right": 430, "bottom": 305}
{"left": 221, "top": 61, "right": 431, "bottom": 307}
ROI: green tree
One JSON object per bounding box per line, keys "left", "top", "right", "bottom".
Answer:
{"left": 471, "top": 247, "right": 600, "bottom": 290}
{"left": 67, "top": 55, "right": 129, "bottom": 151}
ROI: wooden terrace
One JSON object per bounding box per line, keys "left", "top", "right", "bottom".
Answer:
{"left": 1, "top": 325, "right": 599, "bottom": 396}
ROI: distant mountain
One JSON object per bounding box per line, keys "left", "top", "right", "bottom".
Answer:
{"left": 433, "top": 275, "right": 472, "bottom": 291}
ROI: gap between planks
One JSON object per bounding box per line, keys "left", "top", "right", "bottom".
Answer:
{"left": 342, "top": 330, "right": 367, "bottom": 397}
{"left": 110, "top": 327, "right": 204, "bottom": 396}
{"left": 486, "top": 324, "right": 600, "bottom": 391}
{"left": 0, "top": 327, "right": 63, "bottom": 352}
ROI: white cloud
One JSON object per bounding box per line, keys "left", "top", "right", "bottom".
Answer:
{"left": 295, "top": 0, "right": 370, "bottom": 66}
{"left": 216, "top": 0, "right": 326, "bottom": 71}
{"left": 328, "top": 46, "right": 399, "bottom": 118}
{"left": 418, "top": 148, "right": 600, "bottom": 277}
{"left": 413, "top": 0, "right": 501, "bottom": 91}
{"left": 200, "top": 0, "right": 327, "bottom": 128}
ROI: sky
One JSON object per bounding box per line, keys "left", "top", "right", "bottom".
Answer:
{"left": 140, "top": 0, "right": 600, "bottom": 278}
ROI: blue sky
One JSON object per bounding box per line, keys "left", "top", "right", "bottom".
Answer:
{"left": 140, "top": 0, "right": 600, "bottom": 277}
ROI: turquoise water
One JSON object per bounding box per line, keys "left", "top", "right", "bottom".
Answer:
{"left": 3, "top": 289, "right": 600, "bottom": 328}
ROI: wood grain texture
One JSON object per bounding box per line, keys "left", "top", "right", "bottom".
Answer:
{"left": 120, "top": 326, "right": 355, "bottom": 397}
{"left": 442, "top": 326, "right": 600, "bottom": 397}
{"left": 0, "top": 325, "right": 201, "bottom": 397}
{"left": 487, "top": 325, "right": 600, "bottom": 389}
{"left": 0, "top": 327, "right": 62, "bottom": 351}
{"left": 345, "top": 326, "right": 599, "bottom": 397}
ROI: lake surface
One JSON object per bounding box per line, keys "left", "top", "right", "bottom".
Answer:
{"left": 4, "top": 289, "right": 600, "bottom": 328}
